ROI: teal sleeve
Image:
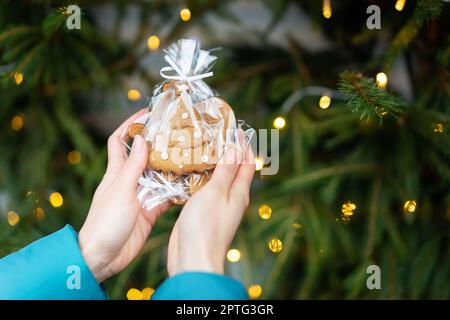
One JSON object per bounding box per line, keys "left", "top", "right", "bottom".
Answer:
{"left": 152, "top": 272, "right": 248, "bottom": 300}
{"left": 0, "top": 225, "right": 107, "bottom": 300}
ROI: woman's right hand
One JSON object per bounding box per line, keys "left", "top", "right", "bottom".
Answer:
{"left": 167, "top": 142, "right": 255, "bottom": 276}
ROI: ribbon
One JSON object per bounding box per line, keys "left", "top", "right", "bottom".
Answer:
{"left": 160, "top": 55, "right": 213, "bottom": 81}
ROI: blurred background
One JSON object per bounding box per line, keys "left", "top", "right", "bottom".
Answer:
{"left": 0, "top": 0, "right": 449, "bottom": 299}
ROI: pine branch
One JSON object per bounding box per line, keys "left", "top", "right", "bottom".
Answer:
{"left": 338, "top": 71, "right": 407, "bottom": 123}
{"left": 414, "top": 0, "right": 444, "bottom": 26}
{"left": 376, "top": 0, "right": 444, "bottom": 69}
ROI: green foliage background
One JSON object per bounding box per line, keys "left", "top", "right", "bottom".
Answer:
{"left": 0, "top": 0, "right": 449, "bottom": 299}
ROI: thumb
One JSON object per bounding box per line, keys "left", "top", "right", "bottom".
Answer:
{"left": 210, "top": 144, "right": 242, "bottom": 192}
{"left": 119, "top": 135, "right": 148, "bottom": 188}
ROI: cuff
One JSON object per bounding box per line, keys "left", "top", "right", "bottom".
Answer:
{"left": 0, "top": 225, "right": 107, "bottom": 300}
{"left": 152, "top": 272, "right": 248, "bottom": 300}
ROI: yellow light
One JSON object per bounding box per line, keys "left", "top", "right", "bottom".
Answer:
{"left": 127, "top": 89, "right": 141, "bottom": 101}
{"left": 147, "top": 35, "right": 160, "bottom": 51}
{"left": 14, "top": 72, "right": 23, "bottom": 85}
{"left": 67, "top": 150, "right": 81, "bottom": 165}
{"left": 34, "top": 207, "right": 45, "bottom": 222}
{"left": 7, "top": 211, "right": 20, "bottom": 226}
{"left": 126, "top": 288, "right": 143, "bottom": 300}
{"left": 254, "top": 157, "right": 265, "bottom": 171}
{"left": 433, "top": 123, "right": 444, "bottom": 133}
{"left": 180, "top": 8, "right": 191, "bottom": 22}
{"left": 376, "top": 72, "right": 388, "bottom": 89}
{"left": 341, "top": 201, "right": 356, "bottom": 216}
{"left": 268, "top": 238, "right": 283, "bottom": 253}
{"left": 11, "top": 115, "right": 24, "bottom": 131}
{"left": 248, "top": 284, "right": 262, "bottom": 299}
{"left": 273, "top": 116, "right": 286, "bottom": 129}
{"left": 292, "top": 222, "right": 302, "bottom": 229}
{"left": 141, "top": 287, "right": 155, "bottom": 300}
{"left": 323, "top": 0, "right": 332, "bottom": 18}
{"left": 226, "top": 249, "right": 241, "bottom": 262}
{"left": 375, "top": 106, "right": 388, "bottom": 117}
{"left": 403, "top": 200, "right": 417, "bottom": 214}
{"left": 395, "top": 0, "right": 406, "bottom": 11}
{"left": 319, "top": 95, "right": 331, "bottom": 109}
{"left": 258, "top": 204, "right": 272, "bottom": 220}
{"left": 49, "top": 192, "right": 63, "bottom": 208}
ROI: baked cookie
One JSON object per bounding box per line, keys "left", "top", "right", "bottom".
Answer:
{"left": 127, "top": 123, "right": 146, "bottom": 139}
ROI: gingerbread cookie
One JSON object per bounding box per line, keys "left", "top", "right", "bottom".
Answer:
{"left": 127, "top": 123, "right": 146, "bottom": 139}
{"left": 149, "top": 143, "right": 217, "bottom": 175}
{"left": 187, "top": 172, "right": 211, "bottom": 195}
{"left": 169, "top": 98, "right": 201, "bottom": 129}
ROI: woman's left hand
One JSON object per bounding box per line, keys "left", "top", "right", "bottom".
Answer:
{"left": 79, "top": 109, "right": 170, "bottom": 283}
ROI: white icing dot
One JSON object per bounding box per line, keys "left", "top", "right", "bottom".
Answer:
{"left": 201, "top": 155, "right": 209, "bottom": 163}
{"left": 178, "top": 164, "right": 184, "bottom": 169}
{"left": 178, "top": 135, "right": 186, "bottom": 142}
{"left": 181, "top": 112, "right": 189, "bottom": 119}
{"left": 160, "top": 152, "right": 168, "bottom": 160}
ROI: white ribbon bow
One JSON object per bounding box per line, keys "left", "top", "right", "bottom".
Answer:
{"left": 160, "top": 55, "right": 213, "bottom": 81}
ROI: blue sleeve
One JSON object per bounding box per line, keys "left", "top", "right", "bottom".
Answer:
{"left": 151, "top": 272, "right": 248, "bottom": 300}
{"left": 0, "top": 225, "right": 107, "bottom": 300}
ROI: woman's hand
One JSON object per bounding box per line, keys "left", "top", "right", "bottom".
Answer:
{"left": 79, "top": 109, "right": 170, "bottom": 283}
{"left": 167, "top": 139, "right": 255, "bottom": 275}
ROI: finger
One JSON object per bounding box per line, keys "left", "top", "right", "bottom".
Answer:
{"left": 210, "top": 144, "right": 242, "bottom": 191}
{"left": 107, "top": 108, "right": 148, "bottom": 174}
{"left": 118, "top": 135, "right": 148, "bottom": 189}
{"left": 144, "top": 201, "right": 172, "bottom": 225}
{"left": 230, "top": 143, "right": 255, "bottom": 209}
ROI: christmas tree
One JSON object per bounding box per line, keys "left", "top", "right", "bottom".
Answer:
{"left": 0, "top": 0, "right": 449, "bottom": 299}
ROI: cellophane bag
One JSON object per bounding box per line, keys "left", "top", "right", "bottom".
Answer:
{"left": 123, "top": 39, "right": 254, "bottom": 211}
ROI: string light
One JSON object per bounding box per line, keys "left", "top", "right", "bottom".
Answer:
{"left": 254, "top": 157, "right": 265, "bottom": 171}
{"left": 273, "top": 116, "right": 286, "bottom": 129}
{"left": 322, "top": 0, "right": 332, "bottom": 19}
{"left": 376, "top": 72, "right": 388, "bottom": 89}
{"left": 292, "top": 222, "right": 302, "bottom": 230}
{"left": 433, "top": 123, "right": 444, "bottom": 133}
{"left": 147, "top": 35, "right": 160, "bottom": 51}
{"left": 258, "top": 204, "right": 272, "bottom": 220}
{"left": 11, "top": 115, "right": 24, "bottom": 131}
{"left": 49, "top": 192, "right": 63, "bottom": 208}
{"left": 67, "top": 150, "right": 81, "bottom": 165}
{"left": 127, "top": 89, "right": 141, "bottom": 101}
{"left": 375, "top": 106, "right": 388, "bottom": 117}
{"left": 14, "top": 72, "right": 23, "bottom": 85}
{"left": 126, "top": 288, "right": 143, "bottom": 300}
{"left": 34, "top": 207, "right": 45, "bottom": 222}
{"left": 248, "top": 284, "right": 262, "bottom": 299}
{"left": 268, "top": 238, "right": 283, "bottom": 253}
{"left": 341, "top": 201, "right": 356, "bottom": 216}
{"left": 319, "top": 95, "right": 331, "bottom": 109}
{"left": 338, "top": 201, "right": 356, "bottom": 224}
{"left": 180, "top": 8, "right": 191, "bottom": 22}
{"left": 7, "top": 211, "right": 20, "bottom": 226}
{"left": 395, "top": 0, "right": 406, "bottom": 11}
{"left": 141, "top": 287, "right": 155, "bottom": 300}
{"left": 226, "top": 249, "right": 241, "bottom": 262}
{"left": 403, "top": 200, "right": 417, "bottom": 214}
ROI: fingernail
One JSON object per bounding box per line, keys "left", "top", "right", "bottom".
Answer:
{"left": 132, "top": 135, "right": 143, "bottom": 153}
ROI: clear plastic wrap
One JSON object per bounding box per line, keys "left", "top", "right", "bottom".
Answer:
{"left": 122, "top": 39, "right": 254, "bottom": 211}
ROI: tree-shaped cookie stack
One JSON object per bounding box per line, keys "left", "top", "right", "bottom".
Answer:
{"left": 125, "top": 39, "right": 250, "bottom": 210}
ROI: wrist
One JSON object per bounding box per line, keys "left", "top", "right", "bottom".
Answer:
{"left": 78, "top": 228, "right": 111, "bottom": 283}
{"left": 169, "top": 253, "right": 224, "bottom": 277}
